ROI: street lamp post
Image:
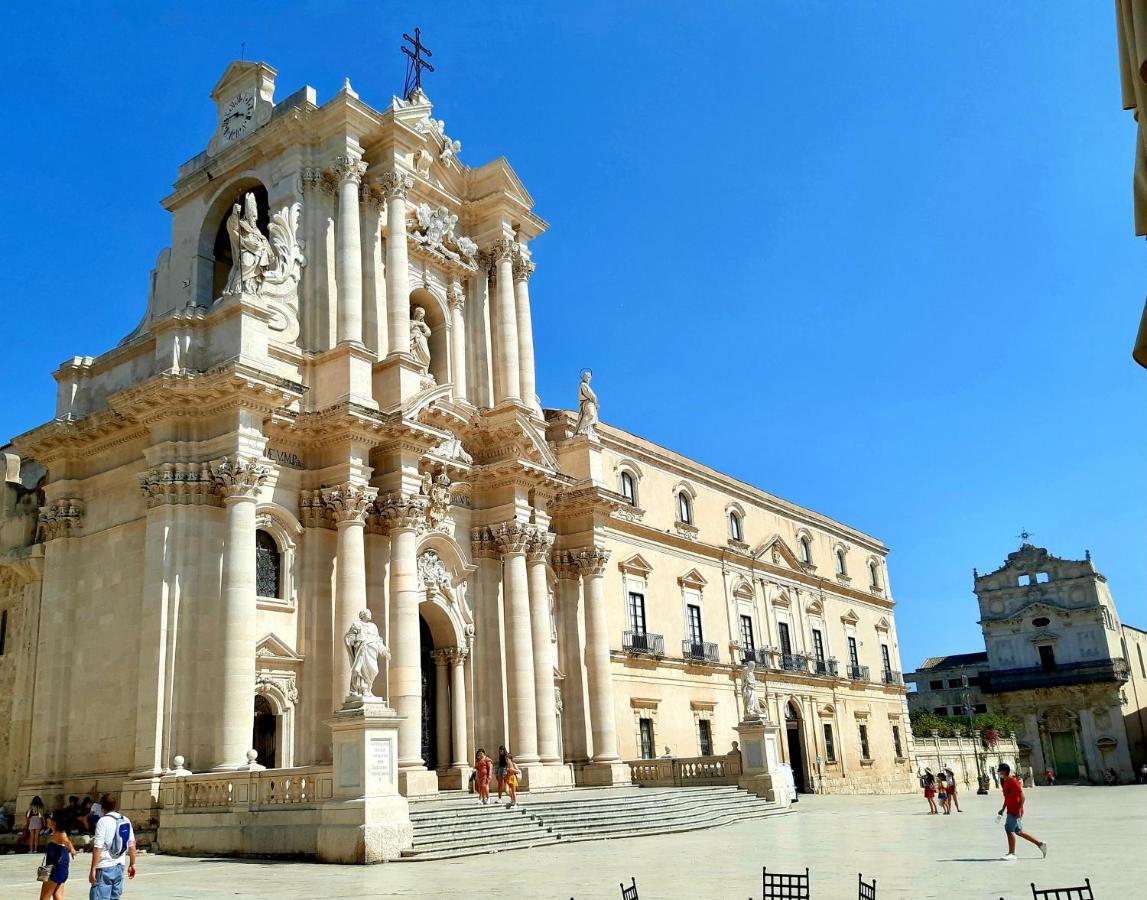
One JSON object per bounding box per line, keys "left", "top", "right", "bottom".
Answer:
{"left": 962, "top": 673, "right": 989, "bottom": 795}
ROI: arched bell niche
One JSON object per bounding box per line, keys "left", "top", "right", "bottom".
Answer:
{"left": 196, "top": 178, "right": 269, "bottom": 305}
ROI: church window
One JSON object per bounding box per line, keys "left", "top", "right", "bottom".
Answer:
{"left": 822, "top": 723, "right": 836, "bottom": 763}
{"left": 740, "top": 615, "right": 756, "bottom": 652}
{"left": 892, "top": 725, "right": 903, "bottom": 758}
{"left": 677, "top": 491, "right": 693, "bottom": 525}
{"left": 858, "top": 724, "right": 871, "bottom": 760}
{"left": 1100, "top": 606, "right": 1114, "bottom": 630}
{"left": 686, "top": 604, "right": 704, "bottom": 644}
{"left": 627, "top": 591, "right": 647, "bottom": 636}
{"left": 799, "top": 535, "right": 811, "bottom": 564}
{"left": 1035, "top": 572, "right": 1049, "bottom": 583}
{"left": 639, "top": 717, "right": 655, "bottom": 759}
{"left": 620, "top": 471, "right": 637, "bottom": 505}
{"left": 728, "top": 511, "right": 743, "bottom": 542}
{"left": 934, "top": 706, "right": 948, "bottom": 716}
{"left": 869, "top": 560, "right": 880, "bottom": 588}
{"left": 1138, "top": 645, "right": 1146, "bottom": 678}
{"left": 1038, "top": 644, "right": 1057, "bottom": 673}
{"left": 698, "top": 719, "right": 713, "bottom": 756}
{"left": 0, "top": 609, "right": 7, "bottom": 656}
{"left": 255, "top": 529, "right": 282, "bottom": 599}
{"left": 929, "top": 679, "right": 943, "bottom": 690}
{"left": 835, "top": 548, "right": 847, "bottom": 577}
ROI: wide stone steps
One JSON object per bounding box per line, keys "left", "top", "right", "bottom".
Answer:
{"left": 399, "top": 786, "right": 787, "bottom": 861}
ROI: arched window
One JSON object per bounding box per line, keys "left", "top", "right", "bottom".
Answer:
{"left": 729, "top": 511, "right": 743, "bottom": 542}
{"left": 620, "top": 471, "right": 637, "bottom": 506}
{"left": 677, "top": 491, "right": 693, "bottom": 525}
{"left": 835, "top": 547, "right": 847, "bottom": 577}
{"left": 255, "top": 529, "right": 282, "bottom": 599}
{"left": 869, "top": 560, "right": 880, "bottom": 589}
{"left": 799, "top": 536, "right": 811, "bottom": 564}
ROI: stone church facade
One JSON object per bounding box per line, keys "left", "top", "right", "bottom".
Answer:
{"left": 0, "top": 61, "right": 914, "bottom": 815}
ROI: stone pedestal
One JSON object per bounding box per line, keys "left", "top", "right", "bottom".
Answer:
{"left": 517, "top": 762, "right": 575, "bottom": 792}
{"left": 316, "top": 702, "right": 413, "bottom": 863}
{"left": 735, "top": 718, "right": 790, "bottom": 807}
{"left": 372, "top": 354, "right": 431, "bottom": 409}
{"left": 573, "top": 761, "right": 633, "bottom": 787}
{"left": 311, "top": 342, "right": 378, "bottom": 410}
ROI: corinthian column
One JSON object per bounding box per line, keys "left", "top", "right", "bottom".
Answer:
{"left": 527, "top": 530, "right": 560, "bottom": 763}
{"left": 324, "top": 482, "right": 378, "bottom": 706}
{"left": 450, "top": 647, "right": 469, "bottom": 767}
{"left": 490, "top": 239, "right": 520, "bottom": 403}
{"left": 381, "top": 170, "right": 414, "bottom": 357}
{"left": 494, "top": 522, "right": 538, "bottom": 763}
{"left": 211, "top": 456, "right": 270, "bottom": 770}
{"left": 448, "top": 280, "right": 468, "bottom": 402}
{"left": 513, "top": 256, "right": 537, "bottom": 411}
{"left": 333, "top": 154, "right": 368, "bottom": 346}
{"left": 577, "top": 547, "right": 620, "bottom": 762}
{"left": 378, "top": 492, "right": 429, "bottom": 769}
{"left": 431, "top": 649, "right": 452, "bottom": 770}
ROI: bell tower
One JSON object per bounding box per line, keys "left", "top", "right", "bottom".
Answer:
{"left": 207, "top": 61, "right": 277, "bottom": 155}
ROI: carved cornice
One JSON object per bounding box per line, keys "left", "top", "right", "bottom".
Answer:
{"left": 138, "top": 462, "right": 220, "bottom": 509}
{"left": 573, "top": 546, "right": 611, "bottom": 577}
{"left": 377, "top": 170, "right": 414, "bottom": 200}
{"left": 374, "top": 491, "right": 429, "bottom": 534}
{"left": 321, "top": 482, "right": 378, "bottom": 525}
{"left": 213, "top": 456, "right": 271, "bottom": 500}
{"left": 512, "top": 257, "right": 535, "bottom": 283}
{"left": 37, "top": 499, "right": 84, "bottom": 542}
{"left": 331, "top": 154, "right": 368, "bottom": 185}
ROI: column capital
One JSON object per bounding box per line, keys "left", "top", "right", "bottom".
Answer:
{"left": 374, "top": 491, "right": 429, "bottom": 534}
{"left": 332, "top": 154, "right": 368, "bottom": 185}
{"left": 488, "top": 237, "right": 517, "bottom": 264}
{"left": 470, "top": 526, "right": 501, "bottom": 559}
{"left": 574, "top": 546, "right": 611, "bottom": 577}
{"left": 512, "top": 257, "right": 535, "bottom": 283}
{"left": 448, "top": 280, "right": 466, "bottom": 311}
{"left": 447, "top": 645, "right": 470, "bottom": 665}
{"left": 430, "top": 648, "right": 453, "bottom": 666}
{"left": 37, "top": 498, "right": 84, "bottom": 542}
{"left": 526, "top": 528, "right": 554, "bottom": 564}
{"left": 491, "top": 520, "right": 533, "bottom": 556}
{"left": 212, "top": 456, "right": 271, "bottom": 501}
{"left": 552, "top": 550, "right": 581, "bottom": 581}
{"left": 300, "top": 165, "right": 336, "bottom": 195}
{"left": 138, "top": 462, "right": 219, "bottom": 508}
{"left": 322, "top": 482, "right": 378, "bottom": 525}
{"left": 377, "top": 169, "right": 414, "bottom": 200}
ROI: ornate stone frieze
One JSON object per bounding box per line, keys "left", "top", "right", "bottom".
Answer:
{"left": 212, "top": 456, "right": 271, "bottom": 500}
{"left": 255, "top": 672, "right": 299, "bottom": 707}
{"left": 299, "top": 166, "right": 335, "bottom": 195}
{"left": 414, "top": 114, "right": 462, "bottom": 166}
{"left": 418, "top": 549, "right": 452, "bottom": 597}
{"left": 320, "top": 482, "right": 378, "bottom": 525}
{"left": 374, "top": 491, "right": 430, "bottom": 534}
{"left": 512, "top": 257, "right": 535, "bottom": 283}
{"left": 427, "top": 435, "right": 473, "bottom": 467}
{"left": 377, "top": 170, "right": 414, "bottom": 200}
{"left": 37, "top": 499, "right": 83, "bottom": 541}
{"left": 138, "top": 462, "right": 219, "bottom": 508}
{"left": 331, "top": 154, "right": 368, "bottom": 185}
{"left": 408, "top": 203, "right": 478, "bottom": 269}
{"left": 421, "top": 471, "right": 452, "bottom": 531}
{"left": 574, "top": 546, "right": 611, "bottom": 577}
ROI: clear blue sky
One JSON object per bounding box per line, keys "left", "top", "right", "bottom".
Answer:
{"left": 1, "top": 2, "right": 1143, "bottom": 668}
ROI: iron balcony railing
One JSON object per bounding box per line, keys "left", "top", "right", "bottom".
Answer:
{"left": 623, "top": 631, "right": 664, "bottom": 657}
{"left": 882, "top": 669, "right": 903, "bottom": 685}
{"left": 981, "top": 658, "right": 1130, "bottom": 693}
{"left": 780, "top": 653, "right": 807, "bottom": 673}
{"left": 682, "top": 640, "right": 719, "bottom": 663}
{"left": 811, "top": 657, "right": 838, "bottom": 677}
{"left": 741, "top": 648, "right": 773, "bottom": 667}
{"left": 847, "top": 663, "right": 870, "bottom": 681}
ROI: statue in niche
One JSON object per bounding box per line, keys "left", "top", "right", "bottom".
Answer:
{"left": 573, "top": 370, "right": 599, "bottom": 441}
{"left": 224, "top": 193, "right": 273, "bottom": 296}
{"left": 344, "top": 609, "right": 389, "bottom": 701}
{"left": 410, "top": 306, "right": 433, "bottom": 370}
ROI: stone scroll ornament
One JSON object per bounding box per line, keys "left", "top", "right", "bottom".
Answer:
{"left": 345, "top": 609, "right": 390, "bottom": 701}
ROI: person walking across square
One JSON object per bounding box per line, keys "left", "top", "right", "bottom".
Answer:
{"left": 996, "top": 763, "right": 1047, "bottom": 860}
{"left": 88, "top": 794, "right": 136, "bottom": 900}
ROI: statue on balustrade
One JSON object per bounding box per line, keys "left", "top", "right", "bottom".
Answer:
{"left": 345, "top": 609, "right": 390, "bottom": 701}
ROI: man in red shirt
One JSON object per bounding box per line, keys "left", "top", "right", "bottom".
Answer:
{"left": 996, "top": 763, "right": 1048, "bottom": 860}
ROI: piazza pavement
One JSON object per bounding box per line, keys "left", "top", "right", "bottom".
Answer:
{"left": 0, "top": 786, "right": 1142, "bottom": 899}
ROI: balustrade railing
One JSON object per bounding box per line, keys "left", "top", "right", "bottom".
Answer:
{"left": 847, "top": 663, "right": 870, "bottom": 681}
{"left": 627, "top": 754, "right": 742, "bottom": 787}
{"left": 165, "top": 766, "right": 335, "bottom": 814}
{"left": 780, "top": 654, "right": 807, "bottom": 673}
{"left": 882, "top": 669, "right": 903, "bottom": 685}
{"left": 623, "top": 631, "right": 664, "bottom": 656}
{"left": 682, "top": 640, "right": 719, "bottom": 663}
{"left": 811, "top": 658, "right": 838, "bottom": 677}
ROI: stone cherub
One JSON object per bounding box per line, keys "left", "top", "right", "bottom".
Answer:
{"left": 345, "top": 609, "right": 390, "bottom": 701}
{"left": 573, "top": 370, "right": 599, "bottom": 441}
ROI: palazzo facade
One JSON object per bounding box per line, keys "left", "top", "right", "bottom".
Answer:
{"left": 0, "top": 62, "right": 914, "bottom": 814}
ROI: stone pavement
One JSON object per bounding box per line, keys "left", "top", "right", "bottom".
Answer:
{"left": 1, "top": 786, "right": 1142, "bottom": 899}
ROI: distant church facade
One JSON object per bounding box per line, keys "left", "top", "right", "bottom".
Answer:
{"left": 0, "top": 61, "right": 915, "bottom": 814}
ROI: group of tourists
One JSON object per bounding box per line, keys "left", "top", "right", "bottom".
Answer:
{"left": 18, "top": 792, "right": 137, "bottom": 900}
{"left": 470, "top": 746, "right": 522, "bottom": 808}
{"left": 918, "top": 766, "right": 962, "bottom": 814}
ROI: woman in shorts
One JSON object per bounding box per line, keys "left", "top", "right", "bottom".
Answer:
{"left": 495, "top": 745, "right": 510, "bottom": 802}
{"left": 921, "top": 769, "right": 938, "bottom": 814}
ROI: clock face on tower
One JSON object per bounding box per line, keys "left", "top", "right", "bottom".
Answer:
{"left": 221, "top": 91, "right": 255, "bottom": 142}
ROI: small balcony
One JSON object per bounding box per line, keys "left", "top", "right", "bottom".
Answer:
{"left": 882, "top": 669, "right": 903, "bottom": 685}
{"left": 811, "top": 657, "right": 838, "bottom": 678}
{"left": 847, "top": 663, "right": 870, "bottom": 681}
{"left": 780, "top": 653, "right": 808, "bottom": 673}
{"left": 740, "top": 648, "right": 774, "bottom": 667}
{"left": 623, "top": 631, "right": 664, "bottom": 657}
{"left": 682, "top": 640, "right": 719, "bottom": 663}
{"left": 981, "top": 658, "right": 1129, "bottom": 693}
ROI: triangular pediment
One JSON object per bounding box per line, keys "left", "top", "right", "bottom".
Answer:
{"left": 256, "top": 632, "right": 301, "bottom": 661}
{"left": 210, "top": 60, "right": 276, "bottom": 101}
{"left": 806, "top": 598, "right": 824, "bottom": 616}
{"left": 753, "top": 534, "right": 805, "bottom": 572}
{"left": 619, "top": 553, "right": 654, "bottom": 576}
{"left": 840, "top": 609, "right": 860, "bottom": 626}
{"left": 875, "top": 616, "right": 891, "bottom": 632}
{"left": 678, "top": 568, "right": 708, "bottom": 588}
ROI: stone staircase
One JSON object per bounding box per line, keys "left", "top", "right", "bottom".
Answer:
{"left": 400, "top": 785, "right": 788, "bottom": 860}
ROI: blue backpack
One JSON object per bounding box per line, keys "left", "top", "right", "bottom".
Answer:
{"left": 105, "top": 813, "right": 132, "bottom": 858}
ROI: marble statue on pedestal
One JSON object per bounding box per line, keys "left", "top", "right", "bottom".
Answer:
{"left": 410, "top": 306, "right": 432, "bottom": 370}
{"left": 740, "top": 663, "right": 769, "bottom": 722}
{"left": 345, "top": 609, "right": 389, "bottom": 701}
{"left": 573, "top": 371, "right": 599, "bottom": 441}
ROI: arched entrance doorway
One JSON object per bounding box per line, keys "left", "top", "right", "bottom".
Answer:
{"left": 1041, "top": 707, "right": 1082, "bottom": 781}
{"left": 252, "top": 694, "right": 277, "bottom": 769}
{"left": 419, "top": 616, "right": 437, "bottom": 769}
{"left": 785, "top": 701, "right": 807, "bottom": 793}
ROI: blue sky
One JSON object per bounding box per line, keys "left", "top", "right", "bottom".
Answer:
{"left": 0, "top": 2, "right": 1142, "bottom": 668}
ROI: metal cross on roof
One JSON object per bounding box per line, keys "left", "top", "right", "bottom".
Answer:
{"left": 402, "top": 28, "right": 434, "bottom": 99}
{"left": 1016, "top": 528, "right": 1033, "bottom": 544}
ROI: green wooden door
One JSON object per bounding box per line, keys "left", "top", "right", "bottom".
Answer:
{"left": 1049, "top": 731, "right": 1079, "bottom": 780}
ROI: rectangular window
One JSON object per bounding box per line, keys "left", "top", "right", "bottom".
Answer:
{"left": 881, "top": 644, "right": 892, "bottom": 677}
{"left": 847, "top": 636, "right": 860, "bottom": 670}
{"left": 811, "top": 629, "right": 825, "bottom": 662}
{"left": 947, "top": 678, "right": 962, "bottom": 689}
{"left": 892, "top": 725, "right": 903, "bottom": 758}
{"left": 1038, "top": 644, "right": 1056, "bottom": 672}
{"left": 627, "top": 592, "right": 647, "bottom": 636}
{"left": 778, "top": 622, "right": 793, "bottom": 656}
{"left": 698, "top": 719, "right": 712, "bottom": 756}
{"left": 966, "top": 676, "right": 981, "bottom": 687}
{"left": 686, "top": 604, "right": 703, "bottom": 644}
{"left": 929, "top": 679, "right": 943, "bottom": 691}
{"left": 858, "top": 724, "right": 871, "bottom": 760}
{"left": 639, "top": 717, "right": 655, "bottom": 759}
{"left": 934, "top": 706, "right": 948, "bottom": 716}
{"left": 739, "top": 615, "right": 755, "bottom": 651}
{"left": 0, "top": 609, "right": 6, "bottom": 656}
{"left": 822, "top": 723, "right": 836, "bottom": 763}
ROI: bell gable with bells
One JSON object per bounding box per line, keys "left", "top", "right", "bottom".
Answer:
{"left": 208, "top": 60, "right": 277, "bottom": 154}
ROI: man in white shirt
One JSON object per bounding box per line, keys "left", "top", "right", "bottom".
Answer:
{"left": 88, "top": 793, "right": 137, "bottom": 900}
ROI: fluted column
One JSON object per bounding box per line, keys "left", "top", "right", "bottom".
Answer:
{"left": 378, "top": 492, "right": 429, "bottom": 768}
{"left": 360, "top": 183, "right": 387, "bottom": 356}
{"left": 448, "top": 280, "right": 468, "bottom": 402}
{"left": 334, "top": 154, "right": 368, "bottom": 345}
{"left": 324, "top": 482, "right": 378, "bottom": 706}
{"left": 554, "top": 552, "right": 590, "bottom": 762}
{"left": 577, "top": 547, "right": 620, "bottom": 762}
{"left": 212, "top": 456, "right": 270, "bottom": 770}
{"left": 431, "top": 649, "right": 452, "bottom": 770}
{"left": 469, "top": 264, "right": 494, "bottom": 407}
{"left": 381, "top": 171, "right": 414, "bottom": 356}
{"left": 494, "top": 522, "right": 538, "bottom": 763}
{"left": 513, "top": 256, "right": 537, "bottom": 410}
{"left": 490, "top": 239, "right": 520, "bottom": 403}
{"left": 527, "top": 530, "right": 560, "bottom": 763}
{"left": 450, "top": 647, "right": 469, "bottom": 767}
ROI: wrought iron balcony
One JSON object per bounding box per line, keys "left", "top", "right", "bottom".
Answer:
{"left": 780, "top": 653, "right": 808, "bottom": 673}
{"left": 741, "top": 648, "right": 774, "bottom": 667}
{"left": 682, "top": 640, "right": 719, "bottom": 663}
{"left": 623, "top": 631, "right": 664, "bottom": 657}
{"left": 882, "top": 669, "right": 903, "bottom": 685}
{"left": 981, "top": 658, "right": 1129, "bottom": 693}
{"left": 847, "top": 663, "right": 870, "bottom": 681}
{"left": 811, "top": 657, "right": 838, "bottom": 677}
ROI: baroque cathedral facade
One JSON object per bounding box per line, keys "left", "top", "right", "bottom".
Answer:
{"left": 0, "top": 61, "right": 914, "bottom": 814}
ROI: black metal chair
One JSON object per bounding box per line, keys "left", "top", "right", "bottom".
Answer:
{"left": 620, "top": 877, "right": 639, "bottom": 900}
{"left": 761, "top": 866, "right": 810, "bottom": 899}
{"left": 1030, "top": 879, "right": 1094, "bottom": 900}
{"left": 858, "top": 873, "right": 876, "bottom": 899}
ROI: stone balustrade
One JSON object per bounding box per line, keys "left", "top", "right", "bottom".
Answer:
{"left": 162, "top": 765, "right": 335, "bottom": 813}
{"left": 627, "top": 754, "right": 743, "bottom": 787}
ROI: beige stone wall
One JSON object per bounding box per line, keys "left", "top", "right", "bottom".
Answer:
{"left": 1120, "top": 625, "right": 1147, "bottom": 768}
